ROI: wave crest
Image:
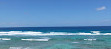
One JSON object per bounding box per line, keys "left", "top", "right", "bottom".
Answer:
{"left": 0, "top": 31, "right": 111, "bottom": 36}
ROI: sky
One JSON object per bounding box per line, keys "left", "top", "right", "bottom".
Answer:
{"left": 0, "top": 0, "right": 111, "bottom": 27}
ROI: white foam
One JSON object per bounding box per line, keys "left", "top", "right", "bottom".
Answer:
{"left": 103, "top": 33, "right": 111, "bottom": 35}
{"left": 72, "top": 42, "right": 79, "bottom": 43}
{"left": 78, "top": 33, "right": 92, "bottom": 35}
{"left": 9, "top": 47, "right": 31, "bottom": 49}
{"left": 93, "top": 39, "right": 96, "bottom": 40}
{"left": 0, "top": 31, "right": 111, "bottom": 36}
{"left": 9, "top": 47, "right": 22, "bottom": 49}
{"left": 21, "top": 38, "right": 49, "bottom": 41}
{"left": 84, "top": 39, "right": 96, "bottom": 41}
{"left": 0, "top": 38, "right": 11, "bottom": 40}
{"left": 91, "top": 31, "right": 100, "bottom": 35}
{"left": 84, "top": 39, "right": 88, "bottom": 40}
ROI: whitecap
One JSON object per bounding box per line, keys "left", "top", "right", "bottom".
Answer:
{"left": 84, "top": 39, "right": 96, "bottom": 41}
{"left": 0, "top": 38, "right": 11, "bottom": 40}
{"left": 72, "top": 42, "right": 79, "bottom": 43}
{"left": 9, "top": 47, "right": 22, "bottom": 49}
{"left": 21, "top": 38, "right": 49, "bottom": 41}
{"left": 9, "top": 47, "right": 31, "bottom": 49}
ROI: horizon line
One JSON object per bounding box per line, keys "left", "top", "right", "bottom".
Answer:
{"left": 0, "top": 26, "right": 111, "bottom": 28}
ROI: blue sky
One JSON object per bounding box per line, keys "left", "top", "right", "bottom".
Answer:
{"left": 0, "top": 0, "right": 111, "bottom": 27}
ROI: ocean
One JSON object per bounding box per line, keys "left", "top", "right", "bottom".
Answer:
{"left": 0, "top": 26, "right": 111, "bottom": 49}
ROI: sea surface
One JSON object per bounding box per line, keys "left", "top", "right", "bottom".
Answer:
{"left": 0, "top": 26, "right": 111, "bottom": 49}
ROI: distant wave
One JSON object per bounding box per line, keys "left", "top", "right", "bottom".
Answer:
{"left": 0, "top": 31, "right": 111, "bottom": 36}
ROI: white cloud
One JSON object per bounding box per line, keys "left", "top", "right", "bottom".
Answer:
{"left": 96, "top": 6, "right": 106, "bottom": 11}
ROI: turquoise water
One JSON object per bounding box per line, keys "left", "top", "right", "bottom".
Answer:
{"left": 0, "top": 35, "right": 111, "bottom": 49}
{"left": 0, "top": 27, "right": 111, "bottom": 49}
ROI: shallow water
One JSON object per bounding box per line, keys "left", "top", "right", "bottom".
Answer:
{"left": 0, "top": 35, "right": 111, "bottom": 49}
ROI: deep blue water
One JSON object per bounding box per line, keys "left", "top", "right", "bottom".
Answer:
{"left": 0, "top": 26, "right": 111, "bottom": 33}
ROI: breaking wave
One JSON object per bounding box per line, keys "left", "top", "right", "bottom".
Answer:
{"left": 0, "top": 31, "right": 111, "bottom": 36}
